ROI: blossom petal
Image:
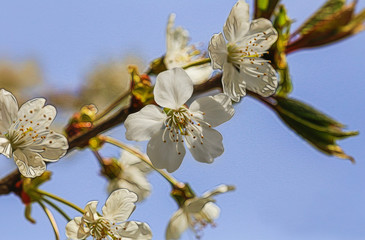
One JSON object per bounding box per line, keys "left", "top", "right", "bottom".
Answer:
{"left": 14, "top": 149, "right": 46, "bottom": 178}
{"left": 246, "top": 18, "right": 278, "bottom": 50}
{"left": 202, "top": 184, "right": 236, "bottom": 198}
{"left": 222, "top": 62, "right": 246, "bottom": 102}
{"left": 117, "top": 221, "right": 152, "bottom": 240}
{"left": 102, "top": 189, "right": 137, "bottom": 222}
{"left": 166, "top": 208, "right": 189, "bottom": 240}
{"left": 28, "top": 132, "right": 68, "bottom": 161}
{"left": 185, "top": 64, "right": 213, "bottom": 85}
{"left": 147, "top": 128, "right": 185, "bottom": 172}
{"left": 185, "top": 125, "right": 224, "bottom": 164}
{"left": 120, "top": 150, "right": 152, "bottom": 173}
{"left": 154, "top": 68, "right": 193, "bottom": 109}
{"left": 17, "top": 98, "right": 46, "bottom": 120}
{"left": 66, "top": 217, "right": 90, "bottom": 240}
{"left": 199, "top": 202, "right": 221, "bottom": 222}
{"left": 223, "top": 0, "right": 250, "bottom": 43}
{"left": 0, "top": 137, "right": 12, "bottom": 158}
{"left": 166, "top": 13, "right": 189, "bottom": 54}
{"left": 208, "top": 33, "right": 228, "bottom": 70}
{"left": 107, "top": 167, "right": 151, "bottom": 202}
{"left": 83, "top": 201, "right": 99, "bottom": 222}
{"left": 0, "top": 89, "right": 18, "bottom": 131}
{"left": 185, "top": 197, "right": 212, "bottom": 214}
{"left": 124, "top": 105, "right": 166, "bottom": 141}
{"left": 190, "top": 93, "right": 234, "bottom": 127}
{"left": 240, "top": 60, "right": 278, "bottom": 97}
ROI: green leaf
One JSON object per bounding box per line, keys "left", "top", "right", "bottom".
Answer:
{"left": 273, "top": 96, "right": 358, "bottom": 162}
{"left": 254, "top": 0, "right": 280, "bottom": 19}
{"left": 295, "top": 0, "right": 345, "bottom": 35}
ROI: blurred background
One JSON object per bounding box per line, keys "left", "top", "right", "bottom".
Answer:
{"left": 0, "top": 0, "right": 364, "bottom": 239}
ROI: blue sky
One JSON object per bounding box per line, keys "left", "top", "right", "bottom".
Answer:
{"left": 0, "top": 0, "right": 364, "bottom": 239}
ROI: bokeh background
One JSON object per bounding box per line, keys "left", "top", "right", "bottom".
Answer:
{"left": 0, "top": 0, "right": 365, "bottom": 239}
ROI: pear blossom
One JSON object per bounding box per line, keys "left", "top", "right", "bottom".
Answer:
{"left": 166, "top": 184, "right": 235, "bottom": 240}
{"left": 107, "top": 150, "right": 152, "bottom": 202}
{"left": 208, "top": 0, "right": 278, "bottom": 102}
{"left": 165, "top": 14, "right": 213, "bottom": 85}
{"left": 124, "top": 68, "right": 234, "bottom": 172}
{"left": 66, "top": 189, "right": 152, "bottom": 240}
{"left": 0, "top": 89, "right": 68, "bottom": 178}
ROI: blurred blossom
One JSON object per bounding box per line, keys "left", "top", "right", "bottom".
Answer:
{"left": 166, "top": 184, "right": 235, "bottom": 240}
{"left": 0, "top": 60, "right": 42, "bottom": 100}
{"left": 79, "top": 56, "right": 144, "bottom": 111}
{"left": 165, "top": 14, "right": 212, "bottom": 85}
{"left": 107, "top": 150, "right": 152, "bottom": 202}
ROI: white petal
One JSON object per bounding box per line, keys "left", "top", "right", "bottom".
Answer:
{"left": 240, "top": 61, "right": 278, "bottom": 97}
{"left": 124, "top": 105, "right": 166, "bottom": 141}
{"left": 0, "top": 89, "right": 18, "bottom": 131}
{"left": 102, "top": 189, "right": 137, "bottom": 222}
{"left": 28, "top": 132, "right": 68, "bottom": 161}
{"left": 208, "top": 33, "right": 228, "bottom": 70}
{"left": 185, "top": 64, "right": 213, "bottom": 85}
{"left": 246, "top": 18, "right": 278, "bottom": 50}
{"left": 202, "top": 184, "right": 236, "bottom": 198}
{"left": 17, "top": 98, "right": 46, "bottom": 120}
{"left": 117, "top": 221, "right": 152, "bottom": 240}
{"left": 0, "top": 137, "right": 12, "bottom": 158}
{"left": 166, "top": 13, "right": 189, "bottom": 54}
{"left": 14, "top": 149, "right": 46, "bottom": 178}
{"left": 185, "top": 126, "right": 224, "bottom": 163}
{"left": 199, "top": 202, "right": 221, "bottom": 222}
{"left": 147, "top": 128, "right": 186, "bottom": 172}
{"left": 83, "top": 201, "right": 99, "bottom": 222}
{"left": 65, "top": 217, "right": 90, "bottom": 240}
{"left": 166, "top": 208, "right": 189, "bottom": 240}
{"left": 154, "top": 68, "right": 193, "bottom": 109}
{"left": 190, "top": 93, "right": 234, "bottom": 127}
{"left": 223, "top": 0, "right": 250, "bottom": 43}
{"left": 222, "top": 62, "right": 246, "bottom": 102}
{"left": 108, "top": 167, "right": 151, "bottom": 202}
{"left": 185, "top": 197, "right": 212, "bottom": 214}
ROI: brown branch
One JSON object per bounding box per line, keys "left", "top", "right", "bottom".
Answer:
{"left": 0, "top": 72, "right": 273, "bottom": 196}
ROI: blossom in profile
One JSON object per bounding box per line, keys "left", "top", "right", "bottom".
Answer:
{"left": 166, "top": 184, "right": 235, "bottom": 240}
{"left": 66, "top": 189, "right": 152, "bottom": 240}
{"left": 124, "top": 68, "right": 234, "bottom": 172}
{"left": 165, "top": 14, "right": 212, "bottom": 85}
{"left": 107, "top": 150, "right": 152, "bottom": 202}
{"left": 0, "top": 89, "right": 68, "bottom": 178}
{"left": 208, "top": 0, "right": 278, "bottom": 101}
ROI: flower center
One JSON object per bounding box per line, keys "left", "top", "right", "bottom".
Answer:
{"left": 89, "top": 218, "right": 120, "bottom": 240}
{"left": 1, "top": 110, "right": 53, "bottom": 150}
{"left": 162, "top": 107, "right": 212, "bottom": 152}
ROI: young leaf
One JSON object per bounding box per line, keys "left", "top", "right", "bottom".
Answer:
{"left": 273, "top": 96, "right": 358, "bottom": 162}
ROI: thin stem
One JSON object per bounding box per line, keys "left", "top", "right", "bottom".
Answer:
{"left": 182, "top": 58, "right": 211, "bottom": 70}
{"left": 94, "top": 90, "right": 131, "bottom": 122}
{"left": 102, "top": 136, "right": 180, "bottom": 186}
{"left": 92, "top": 150, "right": 105, "bottom": 166}
{"left": 42, "top": 197, "right": 72, "bottom": 222}
{"left": 35, "top": 189, "right": 84, "bottom": 214}
{"left": 37, "top": 200, "right": 60, "bottom": 240}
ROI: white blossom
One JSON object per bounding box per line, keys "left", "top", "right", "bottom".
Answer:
{"left": 166, "top": 184, "right": 235, "bottom": 240}
{"left": 0, "top": 89, "right": 68, "bottom": 178}
{"left": 108, "top": 150, "right": 152, "bottom": 202}
{"left": 124, "top": 68, "right": 234, "bottom": 172}
{"left": 165, "top": 14, "right": 212, "bottom": 85}
{"left": 66, "top": 189, "right": 152, "bottom": 240}
{"left": 208, "top": 0, "right": 278, "bottom": 102}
